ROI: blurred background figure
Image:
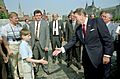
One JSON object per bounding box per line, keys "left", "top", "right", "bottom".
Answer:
{"left": 49, "top": 13, "right": 65, "bottom": 64}
{"left": 100, "top": 10, "right": 118, "bottom": 79}
{"left": 65, "top": 11, "right": 81, "bottom": 69}
{"left": 23, "top": 19, "right": 30, "bottom": 30}
{"left": 90, "top": 14, "right": 95, "bottom": 19}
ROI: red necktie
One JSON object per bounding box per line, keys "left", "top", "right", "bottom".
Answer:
{"left": 82, "top": 24, "right": 86, "bottom": 37}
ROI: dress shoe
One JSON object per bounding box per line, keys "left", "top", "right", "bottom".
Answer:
{"left": 19, "top": 77, "right": 24, "bottom": 79}
{"left": 76, "top": 62, "right": 81, "bottom": 70}
{"left": 67, "top": 63, "right": 71, "bottom": 67}
{"left": 59, "top": 61, "right": 62, "bottom": 64}
{"left": 52, "top": 61, "right": 55, "bottom": 64}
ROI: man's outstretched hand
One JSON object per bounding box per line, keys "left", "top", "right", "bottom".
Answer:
{"left": 52, "top": 48, "right": 62, "bottom": 56}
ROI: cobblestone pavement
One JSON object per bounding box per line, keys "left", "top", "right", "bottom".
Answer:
{"left": 36, "top": 50, "right": 84, "bottom": 79}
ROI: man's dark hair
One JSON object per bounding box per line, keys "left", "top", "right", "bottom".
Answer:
{"left": 74, "top": 8, "right": 86, "bottom": 16}
{"left": 33, "top": 9, "right": 42, "bottom": 16}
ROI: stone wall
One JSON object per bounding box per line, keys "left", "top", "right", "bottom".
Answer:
{"left": 0, "top": 19, "right": 9, "bottom": 27}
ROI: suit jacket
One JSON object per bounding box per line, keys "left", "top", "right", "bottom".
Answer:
{"left": 23, "top": 23, "right": 30, "bottom": 30}
{"left": 65, "top": 20, "right": 76, "bottom": 41}
{"left": 49, "top": 20, "right": 64, "bottom": 42}
{"left": 107, "top": 22, "right": 118, "bottom": 41}
{"left": 65, "top": 20, "right": 80, "bottom": 46}
{"left": 63, "top": 18, "right": 114, "bottom": 67}
{"left": 29, "top": 19, "right": 50, "bottom": 50}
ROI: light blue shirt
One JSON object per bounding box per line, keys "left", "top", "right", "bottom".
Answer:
{"left": 19, "top": 40, "right": 33, "bottom": 60}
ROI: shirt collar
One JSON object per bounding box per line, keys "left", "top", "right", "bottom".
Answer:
{"left": 21, "top": 40, "right": 28, "bottom": 45}
{"left": 83, "top": 17, "right": 88, "bottom": 25}
{"left": 9, "top": 23, "right": 17, "bottom": 28}
{"left": 72, "top": 20, "right": 76, "bottom": 23}
{"left": 106, "top": 21, "right": 110, "bottom": 26}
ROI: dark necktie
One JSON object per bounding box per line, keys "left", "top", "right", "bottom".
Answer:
{"left": 82, "top": 24, "right": 86, "bottom": 37}
{"left": 54, "top": 21, "right": 56, "bottom": 35}
{"left": 36, "top": 21, "right": 39, "bottom": 38}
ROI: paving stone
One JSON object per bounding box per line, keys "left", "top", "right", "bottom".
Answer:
{"left": 36, "top": 50, "right": 84, "bottom": 79}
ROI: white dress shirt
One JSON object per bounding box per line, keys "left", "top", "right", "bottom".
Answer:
{"left": 53, "top": 20, "right": 59, "bottom": 35}
{"left": 35, "top": 21, "right": 41, "bottom": 38}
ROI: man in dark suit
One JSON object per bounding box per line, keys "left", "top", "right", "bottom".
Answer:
{"left": 53, "top": 8, "right": 114, "bottom": 79}
{"left": 65, "top": 12, "right": 81, "bottom": 68}
{"left": 49, "top": 13, "right": 64, "bottom": 64}
{"left": 29, "top": 10, "right": 50, "bottom": 75}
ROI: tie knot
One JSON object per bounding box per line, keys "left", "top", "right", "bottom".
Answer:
{"left": 82, "top": 24, "right": 86, "bottom": 37}
{"left": 82, "top": 24, "right": 85, "bottom": 27}
{"left": 37, "top": 21, "right": 39, "bottom": 24}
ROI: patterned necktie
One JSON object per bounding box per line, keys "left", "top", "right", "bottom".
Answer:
{"left": 82, "top": 24, "right": 86, "bottom": 37}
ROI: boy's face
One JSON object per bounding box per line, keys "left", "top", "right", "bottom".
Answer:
{"left": 22, "top": 34, "right": 31, "bottom": 41}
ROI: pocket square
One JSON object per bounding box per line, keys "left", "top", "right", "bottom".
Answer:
{"left": 90, "top": 29, "right": 95, "bottom": 31}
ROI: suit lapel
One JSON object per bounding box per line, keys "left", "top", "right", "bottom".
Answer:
{"left": 69, "top": 22, "right": 74, "bottom": 33}
{"left": 32, "top": 21, "right": 35, "bottom": 35}
{"left": 84, "top": 19, "right": 92, "bottom": 40}
{"left": 77, "top": 25, "right": 85, "bottom": 43}
{"left": 39, "top": 20, "right": 42, "bottom": 34}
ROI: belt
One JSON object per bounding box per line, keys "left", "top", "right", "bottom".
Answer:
{"left": 35, "top": 38, "right": 39, "bottom": 41}
{"left": 23, "top": 59, "right": 30, "bottom": 63}
{"left": 53, "top": 35, "right": 59, "bottom": 36}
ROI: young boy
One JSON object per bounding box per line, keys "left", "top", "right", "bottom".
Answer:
{"left": 19, "top": 28, "right": 48, "bottom": 79}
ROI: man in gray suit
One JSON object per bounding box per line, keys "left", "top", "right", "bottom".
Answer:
{"left": 29, "top": 10, "right": 50, "bottom": 75}
{"left": 100, "top": 11, "right": 117, "bottom": 79}
{"left": 49, "top": 13, "right": 64, "bottom": 64}
{"left": 65, "top": 12, "right": 81, "bottom": 69}
{"left": 100, "top": 11, "right": 117, "bottom": 42}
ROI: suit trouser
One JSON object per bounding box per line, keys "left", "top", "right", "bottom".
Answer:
{"left": 82, "top": 49, "right": 104, "bottom": 79}
{"left": 51, "top": 36, "right": 62, "bottom": 62}
{"left": 32, "top": 41, "right": 49, "bottom": 73}
{"left": 104, "top": 61, "right": 111, "bottom": 79}
{"left": 66, "top": 45, "right": 81, "bottom": 62}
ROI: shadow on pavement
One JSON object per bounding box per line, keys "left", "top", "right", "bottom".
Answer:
{"left": 58, "top": 64, "right": 84, "bottom": 79}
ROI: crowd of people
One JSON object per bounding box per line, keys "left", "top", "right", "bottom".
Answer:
{"left": 0, "top": 8, "right": 120, "bottom": 79}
